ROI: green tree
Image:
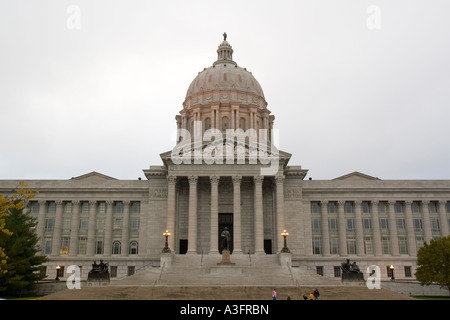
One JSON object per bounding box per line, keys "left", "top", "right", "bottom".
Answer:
{"left": 0, "top": 183, "right": 47, "bottom": 296}
{"left": 415, "top": 236, "right": 450, "bottom": 293}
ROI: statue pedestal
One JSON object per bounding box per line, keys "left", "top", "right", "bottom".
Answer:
{"left": 278, "top": 252, "right": 292, "bottom": 269}
{"left": 341, "top": 272, "right": 365, "bottom": 285}
{"left": 217, "top": 250, "right": 235, "bottom": 266}
{"left": 160, "top": 252, "right": 174, "bottom": 269}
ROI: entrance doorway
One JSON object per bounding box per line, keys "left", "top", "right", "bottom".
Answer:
{"left": 219, "top": 213, "right": 233, "bottom": 254}
{"left": 179, "top": 239, "right": 188, "bottom": 254}
{"left": 264, "top": 239, "right": 273, "bottom": 254}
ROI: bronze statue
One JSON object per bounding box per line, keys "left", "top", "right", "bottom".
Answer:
{"left": 221, "top": 227, "right": 231, "bottom": 251}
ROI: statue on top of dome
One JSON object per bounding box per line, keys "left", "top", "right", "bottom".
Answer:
{"left": 223, "top": 32, "right": 227, "bottom": 41}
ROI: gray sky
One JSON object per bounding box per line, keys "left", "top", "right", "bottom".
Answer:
{"left": 1, "top": 0, "right": 450, "bottom": 181}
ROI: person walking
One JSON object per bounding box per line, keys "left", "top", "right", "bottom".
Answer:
{"left": 272, "top": 289, "right": 277, "bottom": 300}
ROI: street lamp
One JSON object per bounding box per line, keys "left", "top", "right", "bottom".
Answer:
{"left": 55, "top": 265, "right": 61, "bottom": 281}
{"left": 389, "top": 265, "right": 395, "bottom": 281}
{"left": 162, "top": 230, "right": 171, "bottom": 253}
{"left": 281, "top": 230, "right": 290, "bottom": 253}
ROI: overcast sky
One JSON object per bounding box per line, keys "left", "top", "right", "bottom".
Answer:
{"left": 1, "top": 0, "right": 449, "bottom": 181}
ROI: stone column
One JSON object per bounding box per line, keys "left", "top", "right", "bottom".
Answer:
{"left": 371, "top": 201, "right": 382, "bottom": 256}
{"left": 387, "top": 201, "right": 400, "bottom": 256}
{"left": 354, "top": 201, "right": 365, "bottom": 256}
{"left": 439, "top": 201, "right": 449, "bottom": 237}
{"left": 187, "top": 175, "right": 198, "bottom": 254}
{"left": 121, "top": 200, "right": 131, "bottom": 256}
{"left": 166, "top": 175, "right": 177, "bottom": 251}
{"left": 232, "top": 175, "right": 242, "bottom": 254}
{"left": 404, "top": 201, "right": 417, "bottom": 256}
{"left": 51, "top": 201, "right": 64, "bottom": 256}
{"left": 69, "top": 201, "right": 80, "bottom": 256}
{"left": 210, "top": 175, "right": 220, "bottom": 254}
{"left": 337, "top": 201, "right": 347, "bottom": 256}
{"left": 104, "top": 201, "right": 114, "bottom": 256}
{"left": 254, "top": 175, "right": 265, "bottom": 254}
{"left": 275, "top": 174, "right": 286, "bottom": 253}
{"left": 320, "top": 201, "right": 330, "bottom": 256}
{"left": 36, "top": 200, "right": 47, "bottom": 255}
{"left": 86, "top": 200, "right": 97, "bottom": 256}
{"left": 422, "top": 201, "right": 433, "bottom": 243}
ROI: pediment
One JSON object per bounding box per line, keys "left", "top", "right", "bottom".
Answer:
{"left": 160, "top": 138, "right": 291, "bottom": 167}
{"left": 70, "top": 171, "right": 118, "bottom": 181}
{"left": 333, "top": 171, "right": 379, "bottom": 181}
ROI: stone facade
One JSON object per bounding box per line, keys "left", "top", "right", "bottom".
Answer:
{"left": 1, "top": 35, "right": 449, "bottom": 282}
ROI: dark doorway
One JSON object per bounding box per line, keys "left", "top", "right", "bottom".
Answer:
{"left": 179, "top": 239, "right": 188, "bottom": 254}
{"left": 219, "top": 213, "right": 233, "bottom": 254}
{"left": 264, "top": 239, "right": 273, "bottom": 254}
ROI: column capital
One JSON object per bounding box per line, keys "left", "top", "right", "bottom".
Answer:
{"left": 404, "top": 200, "right": 413, "bottom": 205}
{"left": 89, "top": 200, "right": 97, "bottom": 206}
{"left": 337, "top": 200, "right": 346, "bottom": 206}
{"left": 210, "top": 175, "right": 220, "bottom": 184}
{"left": 55, "top": 200, "right": 64, "bottom": 206}
{"left": 123, "top": 200, "right": 131, "bottom": 206}
{"left": 72, "top": 200, "right": 80, "bottom": 206}
{"left": 371, "top": 200, "right": 379, "bottom": 206}
{"left": 253, "top": 175, "right": 264, "bottom": 184}
{"left": 388, "top": 200, "right": 397, "bottom": 206}
{"left": 188, "top": 175, "right": 198, "bottom": 184}
{"left": 106, "top": 200, "right": 114, "bottom": 206}
{"left": 354, "top": 200, "right": 362, "bottom": 206}
{"left": 167, "top": 175, "right": 177, "bottom": 184}
{"left": 274, "top": 174, "right": 285, "bottom": 184}
{"left": 422, "top": 200, "right": 430, "bottom": 206}
{"left": 38, "top": 200, "right": 47, "bottom": 206}
{"left": 439, "top": 200, "right": 448, "bottom": 206}
{"left": 232, "top": 175, "right": 242, "bottom": 184}
{"left": 320, "top": 200, "right": 328, "bottom": 206}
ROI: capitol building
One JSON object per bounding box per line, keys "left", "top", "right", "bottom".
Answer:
{"left": 1, "top": 34, "right": 449, "bottom": 283}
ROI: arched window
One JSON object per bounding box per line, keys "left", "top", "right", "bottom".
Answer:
{"left": 112, "top": 241, "right": 121, "bottom": 255}
{"left": 129, "top": 241, "right": 138, "bottom": 255}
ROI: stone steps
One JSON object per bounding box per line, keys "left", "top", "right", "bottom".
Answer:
{"left": 39, "top": 285, "right": 414, "bottom": 300}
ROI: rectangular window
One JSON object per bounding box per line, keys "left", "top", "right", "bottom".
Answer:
{"left": 45, "top": 218, "right": 55, "bottom": 231}
{"left": 78, "top": 237, "right": 87, "bottom": 255}
{"left": 316, "top": 266, "right": 324, "bottom": 276}
{"left": 97, "top": 202, "right": 106, "bottom": 214}
{"left": 397, "top": 218, "right": 406, "bottom": 230}
{"left": 327, "top": 202, "right": 336, "bottom": 214}
{"left": 47, "top": 202, "right": 56, "bottom": 214}
{"left": 64, "top": 202, "right": 72, "bottom": 214}
{"left": 346, "top": 219, "right": 354, "bottom": 232}
{"left": 347, "top": 237, "right": 356, "bottom": 255}
{"left": 96, "top": 240, "right": 104, "bottom": 255}
{"left": 79, "top": 218, "right": 88, "bottom": 231}
{"left": 416, "top": 236, "right": 424, "bottom": 249}
{"left": 44, "top": 238, "right": 52, "bottom": 255}
{"left": 364, "top": 236, "right": 373, "bottom": 255}
{"left": 412, "top": 201, "right": 421, "bottom": 213}
{"left": 328, "top": 218, "right": 338, "bottom": 231}
{"left": 429, "top": 202, "right": 439, "bottom": 214}
{"left": 378, "top": 202, "right": 387, "bottom": 214}
{"left": 413, "top": 218, "right": 423, "bottom": 232}
{"left": 362, "top": 218, "right": 372, "bottom": 230}
{"left": 399, "top": 236, "right": 408, "bottom": 254}
{"left": 63, "top": 217, "right": 72, "bottom": 231}
{"left": 310, "top": 202, "right": 320, "bottom": 214}
{"left": 362, "top": 201, "right": 370, "bottom": 213}
{"left": 312, "top": 237, "right": 321, "bottom": 255}
{"left": 81, "top": 202, "right": 89, "bottom": 214}
{"left": 110, "top": 266, "right": 118, "bottom": 278}
{"left": 334, "top": 266, "right": 341, "bottom": 277}
{"left": 31, "top": 202, "right": 40, "bottom": 214}
{"left": 127, "top": 266, "right": 135, "bottom": 276}
{"left": 382, "top": 237, "right": 390, "bottom": 254}
{"left": 404, "top": 266, "right": 412, "bottom": 278}
{"left": 60, "top": 237, "right": 69, "bottom": 255}
{"left": 446, "top": 202, "right": 450, "bottom": 213}
{"left": 344, "top": 202, "right": 353, "bottom": 214}
{"left": 330, "top": 237, "right": 339, "bottom": 254}
{"left": 113, "top": 218, "right": 122, "bottom": 230}
{"left": 115, "top": 202, "right": 124, "bottom": 214}
{"left": 394, "top": 202, "right": 403, "bottom": 214}
{"left": 130, "top": 218, "right": 140, "bottom": 232}
{"left": 131, "top": 202, "right": 140, "bottom": 214}
{"left": 312, "top": 218, "right": 321, "bottom": 232}
{"left": 380, "top": 218, "right": 389, "bottom": 230}
{"left": 431, "top": 218, "right": 440, "bottom": 232}
{"left": 387, "top": 266, "right": 393, "bottom": 278}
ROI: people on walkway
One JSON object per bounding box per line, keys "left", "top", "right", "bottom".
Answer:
{"left": 313, "top": 288, "right": 320, "bottom": 300}
{"left": 272, "top": 289, "right": 277, "bottom": 300}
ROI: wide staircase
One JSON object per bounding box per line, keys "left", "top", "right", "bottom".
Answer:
{"left": 39, "top": 254, "right": 414, "bottom": 300}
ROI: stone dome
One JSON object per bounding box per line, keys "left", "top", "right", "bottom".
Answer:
{"left": 183, "top": 34, "right": 267, "bottom": 109}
